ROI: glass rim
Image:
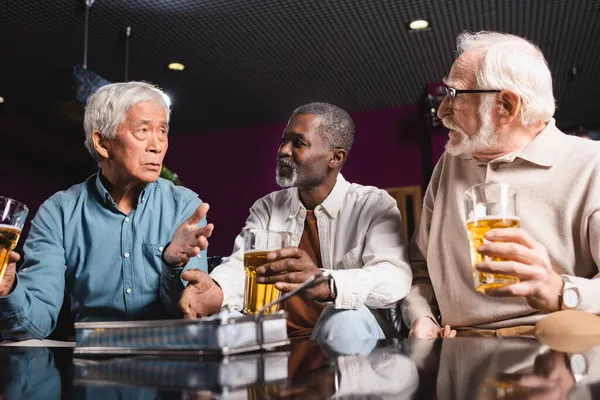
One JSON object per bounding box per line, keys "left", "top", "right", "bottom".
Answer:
{"left": 242, "top": 227, "right": 292, "bottom": 237}
{"left": 464, "top": 182, "right": 516, "bottom": 198}
{"left": 0, "top": 196, "right": 28, "bottom": 212}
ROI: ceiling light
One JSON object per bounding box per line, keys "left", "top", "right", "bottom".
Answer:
{"left": 0, "top": 97, "right": 4, "bottom": 103}
{"left": 168, "top": 62, "right": 185, "bottom": 71}
{"left": 409, "top": 19, "right": 429, "bottom": 30}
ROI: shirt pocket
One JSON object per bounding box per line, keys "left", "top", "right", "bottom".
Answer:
{"left": 142, "top": 243, "right": 164, "bottom": 289}
{"left": 337, "top": 245, "right": 364, "bottom": 269}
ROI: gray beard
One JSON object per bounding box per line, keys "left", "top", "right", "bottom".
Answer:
{"left": 276, "top": 164, "right": 298, "bottom": 188}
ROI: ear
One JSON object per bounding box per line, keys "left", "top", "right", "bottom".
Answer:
{"left": 328, "top": 148, "right": 347, "bottom": 169}
{"left": 497, "top": 90, "right": 521, "bottom": 126}
{"left": 92, "top": 131, "right": 110, "bottom": 160}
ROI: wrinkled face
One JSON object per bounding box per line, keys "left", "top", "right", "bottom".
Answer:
{"left": 276, "top": 114, "right": 332, "bottom": 188}
{"left": 438, "top": 52, "right": 498, "bottom": 156}
{"left": 105, "top": 101, "right": 168, "bottom": 184}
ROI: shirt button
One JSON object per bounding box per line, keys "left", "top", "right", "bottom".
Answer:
{"left": 490, "top": 163, "right": 499, "bottom": 171}
{"left": 126, "top": 288, "right": 132, "bottom": 294}
{"left": 159, "top": 246, "right": 164, "bottom": 252}
{"left": 124, "top": 252, "right": 130, "bottom": 258}
{"left": 125, "top": 217, "right": 129, "bottom": 223}
{"left": 292, "top": 235, "right": 299, "bottom": 242}
{"left": 299, "top": 209, "right": 306, "bottom": 217}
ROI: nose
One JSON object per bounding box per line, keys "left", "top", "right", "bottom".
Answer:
{"left": 147, "top": 131, "right": 164, "bottom": 154}
{"left": 437, "top": 94, "right": 452, "bottom": 120}
{"left": 278, "top": 141, "right": 292, "bottom": 158}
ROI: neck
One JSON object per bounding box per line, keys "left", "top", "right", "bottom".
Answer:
{"left": 298, "top": 173, "right": 338, "bottom": 210}
{"left": 472, "top": 120, "right": 548, "bottom": 161}
{"left": 100, "top": 164, "right": 145, "bottom": 214}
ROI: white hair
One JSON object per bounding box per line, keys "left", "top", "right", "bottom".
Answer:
{"left": 457, "top": 31, "right": 555, "bottom": 126}
{"left": 83, "top": 81, "right": 171, "bottom": 163}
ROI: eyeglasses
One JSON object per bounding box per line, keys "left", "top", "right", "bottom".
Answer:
{"left": 444, "top": 86, "right": 501, "bottom": 105}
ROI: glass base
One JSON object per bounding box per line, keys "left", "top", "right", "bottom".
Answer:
{"left": 475, "top": 272, "right": 519, "bottom": 293}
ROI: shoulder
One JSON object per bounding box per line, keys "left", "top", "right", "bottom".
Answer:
{"left": 344, "top": 182, "right": 396, "bottom": 207}
{"left": 44, "top": 174, "right": 96, "bottom": 210}
{"left": 153, "top": 177, "right": 200, "bottom": 204}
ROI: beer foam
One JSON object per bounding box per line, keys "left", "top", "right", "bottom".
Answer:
{"left": 465, "top": 215, "right": 520, "bottom": 225}
{"left": 0, "top": 224, "right": 21, "bottom": 233}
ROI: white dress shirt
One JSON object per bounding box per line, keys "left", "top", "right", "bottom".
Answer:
{"left": 210, "top": 174, "right": 412, "bottom": 311}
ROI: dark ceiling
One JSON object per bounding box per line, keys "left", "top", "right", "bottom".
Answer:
{"left": 1, "top": 0, "right": 599, "bottom": 134}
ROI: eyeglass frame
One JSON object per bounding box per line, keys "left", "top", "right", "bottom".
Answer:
{"left": 444, "top": 86, "right": 501, "bottom": 104}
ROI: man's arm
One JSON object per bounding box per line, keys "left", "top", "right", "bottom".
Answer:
{"left": 565, "top": 210, "right": 600, "bottom": 314}
{"left": 159, "top": 198, "right": 210, "bottom": 317}
{"left": 208, "top": 198, "right": 271, "bottom": 311}
{"left": 401, "top": 191, "right": 440, "bottom": 328}
{"left": 0, "top": 200, "right": 66, "bottom": 340}
{"left": 327, "top": 194, "right": 412, "bottom": 310}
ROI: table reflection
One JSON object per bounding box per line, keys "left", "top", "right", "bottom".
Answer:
{"left": 1, "top": 337, "right": 600, "bottom": 399}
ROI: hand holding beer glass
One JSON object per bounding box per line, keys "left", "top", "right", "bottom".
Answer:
{"left": 243, "top": 228, "right": 292, "bottom": 315}
{"left": 464, "top": 183, "right": 519, "bottom": 293}
{"left": 0, "top": 196, "right": 28, "bottom": 283}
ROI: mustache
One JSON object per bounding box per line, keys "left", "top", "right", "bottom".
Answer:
{"left": 441, "top": 117, "right": 464, "bottom": 133}
{"left": 277, "top": 158, "right": 296, "bottom": 169}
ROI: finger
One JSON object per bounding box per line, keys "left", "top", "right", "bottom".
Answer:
{"left": 274, "top": 282, "right": 299, "bottom": 292}
{"left": 477, "top": 242, "right": 544, "bottom": 266}
{"left": 483, "top": 281, "right": 538, "bottom": 297}
{"left": 476, "top": 261, "right": 544, "bottom": 281}
{"left": 485, "top": 228, "right": 537, "bottom": 249}
{"left": 256, "top": 259, "right": 303, "bottom": 275}
{"left": 195, "top": 223, "right": 214, "bottom": 239}
{"left": 8, "top": 251, "right": 20, "bottom": 264}
{"left": 258, "top": 271, "right": 304, "bottom": 284}
{"left": 185, "top": 203, "right": 210, "bottom": 226}
{"left": 181, "top": 268, "right": 209, "bottom": 283}
{"left": 448, "top": 330, "right": 457, "bottom": 338}
{"left": 265, "top": 247, "right": 304, "bottom": 261}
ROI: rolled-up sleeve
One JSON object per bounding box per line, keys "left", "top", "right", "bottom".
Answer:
{"left": 0, "top": 200, "right": 66, "bottom": 340}
{"left": 209, "top": 198, "right": 270, "bottom": 311}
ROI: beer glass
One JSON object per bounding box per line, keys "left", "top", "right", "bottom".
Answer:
{"left": 243, "top": 228, "right": 292, "bottom": 315}
{"left": 0, "top": 197, "right": 28, "bottom": 283}
{"left": 464, "top": 183, "right": 519, "bottom": 293}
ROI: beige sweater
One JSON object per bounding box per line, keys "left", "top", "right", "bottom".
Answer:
{"left": 401, "top": 119, "right": 600, "bottom": 329}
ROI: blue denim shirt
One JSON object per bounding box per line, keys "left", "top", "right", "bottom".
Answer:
{"left": 0, "top": 173, "right": 208, "bottom": 340}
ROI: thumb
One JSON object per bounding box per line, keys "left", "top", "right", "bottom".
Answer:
{"left": 181, "top": 268, "right": 209, "bottom": 284}
{"left": 8, "top": 251, "right": 21, "bottom": 265}
{"left": 185, "top": 203, "right": 210, "bottom": 226}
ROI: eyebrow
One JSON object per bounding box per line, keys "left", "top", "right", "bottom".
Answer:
{"left": 133, "top": 120, "right": 168, "bottom": 126}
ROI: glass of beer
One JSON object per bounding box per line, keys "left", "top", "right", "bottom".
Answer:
{"left": 0, "top": 197, "right": 28, "bottom": 283}
{"left": 464, "top": 182, "right": 519, "bottom": 293}
{"left": 243, "top": 228, "right": 292, "bottom": 315}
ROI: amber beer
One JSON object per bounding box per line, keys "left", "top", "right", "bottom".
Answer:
{"left": 0, "top": 225, "right": 21, "bottom": 282}
{"left": 243, "top": 229, "right": 292, "bottom": 315}
{"left": 464, "top": 182, "right": 519, "bottom": 293}
{"left": 467, "top": 216, "right": 520, "bottom": 292}
{"left": 244, "top": 250, "right": 281, "bottom": 314}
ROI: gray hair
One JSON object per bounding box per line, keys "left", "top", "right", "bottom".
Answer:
{"left": 457, "top": 31, "right": 556, "bottom": 126}
{"left": 292, "top": 102, "right": 355, "bottom": 154}
{"left": 83, "top": 81, "right": 171, "bottom": 162}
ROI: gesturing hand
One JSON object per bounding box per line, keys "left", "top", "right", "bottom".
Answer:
{"left": 475, "top": 228, "right": 564, "bottom": 311}
{"left": 255, "top": 247, "right": 332, "bottom": 302}
{"left": 178, "top": 269, "right": 224, "bottom": 319}
{"left": 164, "top": 203, "right": 214, "bottom": 268}
{"left": 409, "top": 316, "right": 456, "bottom": 339}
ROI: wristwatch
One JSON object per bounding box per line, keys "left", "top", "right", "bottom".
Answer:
{"left": 560, "top": 275, "right": 580, "bottom": 310}
{"left": 569, "top": 353, "right": 588, "bottom": 383}
{"left": 320, "top": 269, "right": 337, "bottom": 301}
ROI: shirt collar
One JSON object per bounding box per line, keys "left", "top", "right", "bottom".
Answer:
{"left": 456, "top": 118, "right": 564, "bottom": 167}
{"left": 288, "top": 174, "right": 350, "bottom": 219}
{"left": 94, "top": 170, "right": 155, "bottom": 209}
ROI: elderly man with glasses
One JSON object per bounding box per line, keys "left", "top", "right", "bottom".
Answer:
{"left": 402, "top": 31, "right": 600, "bottom": 338}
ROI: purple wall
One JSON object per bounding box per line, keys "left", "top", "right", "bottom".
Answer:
{"left": 166, "top": 105, "right": 427, "bottom": 256}
{"left": 1, "top": 104, "right": 448, "bottom": 256}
